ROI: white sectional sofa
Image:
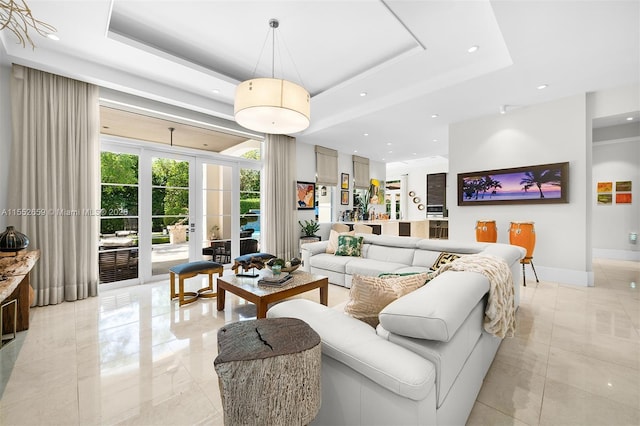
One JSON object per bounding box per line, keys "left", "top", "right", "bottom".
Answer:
{"left": 301, "top": 234, "right": 523, "bottom": 307}
{"left": 269, "top": 235, "right": 525, "bottom": 425}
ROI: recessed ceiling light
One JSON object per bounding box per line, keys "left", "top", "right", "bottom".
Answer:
{"left": 363, "top": 133, "right": 369, "bottom": 136}
{"left": 467, "top": 45, "right": 479, "bottom": 53}
{"left": 431, "top": 114, "right": 439, "bottom": 119}
{"left": 626, "top": 117, "right": 634, "bottom": 121}
{"left": 386, "top": 142, "right": 392, "bottom": 146}
{"left": 47, "top": 33, "right": 59, "bottom": 41}
{"left": 388, "top": 151, "right": 393, "bottom": 154}
{"left": 412, "top": 152, "right": 417, "bottom": 155}
{"left": 537, "top": 84, "right": 548, "bottom": 90}
{"left": 212, "top": 89, "right": 220, "bottom": 94}
{"left": 353, "top": 150, "right": 358, "bottom": 153}
{"left": 359, "top": 92, "right": 367, "bottom": 97}
{"left": 433, "top": 139, "right": 438, "bottom": 142}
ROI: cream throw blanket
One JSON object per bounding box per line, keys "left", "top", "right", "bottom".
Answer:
{"left": 433, "top": 253, "right": 516, "bottom": 338}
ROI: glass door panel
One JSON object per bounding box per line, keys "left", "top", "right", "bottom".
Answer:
{"left": 151, "top": 157, "right": 190, "bottom": 276}
{"left": 99, "top": 152, "right": 139, "bottom": 284}
{"left": 240, "top": 164, "right": 261, "bottom": 255}
{"left": 202, "top": 163, "right": 233, "bottom": 264}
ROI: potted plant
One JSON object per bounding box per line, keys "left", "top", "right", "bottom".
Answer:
{"left": 299, "top": 220, "right": 320, "bottom": 238}
{"left": 298, "top": 220, "right": 320, "bottom": 254}
{"left": 355, "top": 190, "right": 371, "bottom": 220}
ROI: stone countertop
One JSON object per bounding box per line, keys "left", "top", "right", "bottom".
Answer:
{"left": 0, "top": 250, "right": 40, "bottom": 301}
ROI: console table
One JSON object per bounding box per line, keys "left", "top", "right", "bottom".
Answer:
{"left": 0, "top": 250, "right": 40, "bottom": 337}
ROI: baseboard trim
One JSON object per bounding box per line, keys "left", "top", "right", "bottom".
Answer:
{"left": 592, "top": 248, "right": 640, "bottom": 261}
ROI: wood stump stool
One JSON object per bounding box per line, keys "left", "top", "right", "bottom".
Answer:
{"left": 214, "top": 317, "right": 321, "bottom": 426}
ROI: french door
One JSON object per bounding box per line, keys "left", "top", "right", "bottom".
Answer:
{"left": 100, "top": 139, "right": 253, "bottom": 286}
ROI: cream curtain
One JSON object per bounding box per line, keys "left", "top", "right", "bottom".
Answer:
{"left": 262, "top": 134, "right": 298, "bottom": 260}
{"left": 8, "top": 64, "right": 100, "bottom": 305}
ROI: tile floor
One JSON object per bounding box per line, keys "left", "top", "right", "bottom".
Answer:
{"left": 0, "top": 258, "right": 639, "bottom": 425}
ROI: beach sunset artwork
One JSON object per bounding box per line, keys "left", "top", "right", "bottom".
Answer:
{"left": 458, "top": 162, "right": 569, "bottom": 205}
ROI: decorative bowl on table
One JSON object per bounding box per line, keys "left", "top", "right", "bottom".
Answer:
{"left": 266, "top": 257, "right": 302, "bottom": 273}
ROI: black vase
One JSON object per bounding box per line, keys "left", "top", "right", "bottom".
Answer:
{"left": 0, "top": 226, "right": 30, "bottom": 252}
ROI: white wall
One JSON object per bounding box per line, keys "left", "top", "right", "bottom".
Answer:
{"left": 387, "top": 156, "right": 449, "bottom": 220}
{"left": 0, "top": 62, "right": 11, "bottom": 230}
{"left": 449, "top": 94, "right": 591, "bottom": 286}
{"left": 589, "top": 83, "right": 640, "bottom": 260}
{"left": 592, "top": 140, "right": 640, "bottom": 259}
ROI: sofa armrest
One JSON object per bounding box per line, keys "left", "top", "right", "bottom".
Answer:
{"left": 267, "top": 299, "right": 436, "bottom": 401}
{"left": 301, "top": 241, "right": 329, "bottom": 271}
{"left": 379, "top": 271, "right": 490, "bottom": 342}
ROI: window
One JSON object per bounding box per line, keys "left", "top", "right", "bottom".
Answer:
{"left": 99, "top": 152, "right": 139, "bottom": 283}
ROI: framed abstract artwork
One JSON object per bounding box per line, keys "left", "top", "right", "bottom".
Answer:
{"left": 296, "top": 181, "right": 316, "bottom": 210}
{"left": 341, "top": 190, "right": 349, "bottom": 205}
{"left": 458, "top": 162, "right": 569, "bottom": 206}
{"left": 341, "top": 173, "right": 349, "bottom": 190}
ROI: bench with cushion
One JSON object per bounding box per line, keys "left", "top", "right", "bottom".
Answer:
{"left": 169, "top": 260, "right": 224, "bottom": 306}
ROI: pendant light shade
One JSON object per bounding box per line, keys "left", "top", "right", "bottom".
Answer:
{"left": 235, "top": 78, "right": 310, "bottom": 134}
{"left": 234, "top": 19, "right": 310, "bottom": 135}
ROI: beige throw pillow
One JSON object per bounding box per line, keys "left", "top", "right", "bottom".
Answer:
{"left": 345, "top": 273, "right": 431, "bottom": 327}
{"left": 326, "top": 229, "right": 355, "bottom": 254}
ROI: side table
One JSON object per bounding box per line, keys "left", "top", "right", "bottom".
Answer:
{"left": 214, "top": 317, "right": 321, "bottom": 425}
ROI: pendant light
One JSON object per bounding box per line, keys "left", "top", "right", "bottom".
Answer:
{"left": 234, "top": 18, "right": 310, "bottom": 135}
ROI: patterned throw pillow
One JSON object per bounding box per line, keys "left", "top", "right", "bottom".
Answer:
{"left": 335, "top": 235, "right": 364, "bottom": 257}
{"left": 431, "top": 252, "right": 461, "bottom": 270}
{"left": 345, "top": 273, "right": 431, "bottom": 327}
{"left": 326, "top": 229, "right": 356, "bottom": 254}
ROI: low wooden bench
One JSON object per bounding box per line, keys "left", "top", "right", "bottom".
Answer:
{"left": 169, "top": 261, "right": 224, "bottom": 306}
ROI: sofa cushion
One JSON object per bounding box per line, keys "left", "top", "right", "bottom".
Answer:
{"left": 361, "top": 234, "right": 422, "bottom": 248}
{"left": 345, "top": 258, "right": 409, "bottom": 278}
{"left": 335, "top": 235, "right": 364, "bottom": 257}
{"left": 411, "top": 250, "right": 442, "bottom": 268}
{"left": 379, "top": 271, "right": 490, "bottom": 342}
{"left": 267, "top": 299, "right": 436, "bottom": 401}
{"left": 345, "top": 273, "right": 432, "bottom": 327}
{"left": 393, "top": 266, "right": 433, "bottom": 275}
{"left": 431, "top": 252, "right": 461, "bottom": 270}
{"left": 416, "top": 239, "right": 486, "bottom": 254}
{"left": 326, "top": 229, "right": 355, "bottom": 254}
{"left": 309, "top": 252, "right": 353, "bottom": 274}
{"left": 366, "top": 244, "right": 416, "bottom": 264}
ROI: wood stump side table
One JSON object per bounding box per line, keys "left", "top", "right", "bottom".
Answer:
{"left": 214, "top": 317, "right": 321, "bottom": 426}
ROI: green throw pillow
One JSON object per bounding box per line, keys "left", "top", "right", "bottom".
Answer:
{"left": 335, "top": 235, "right": 364, "bottom": 257}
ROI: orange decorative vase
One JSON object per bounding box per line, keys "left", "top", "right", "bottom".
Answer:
{"left": 475, "top": 220, "right": 497, "bottom": 242}
{"left": 509, "top": 221, "right": 536, "bottom": 259}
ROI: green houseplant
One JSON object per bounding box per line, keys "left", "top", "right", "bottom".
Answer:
{"left": 298, "top": 220, "right": 320, "bottom": 237}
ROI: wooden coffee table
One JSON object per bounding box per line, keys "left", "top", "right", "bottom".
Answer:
{"left": 216, "top": 270, "right": 328, "bottom": 318}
